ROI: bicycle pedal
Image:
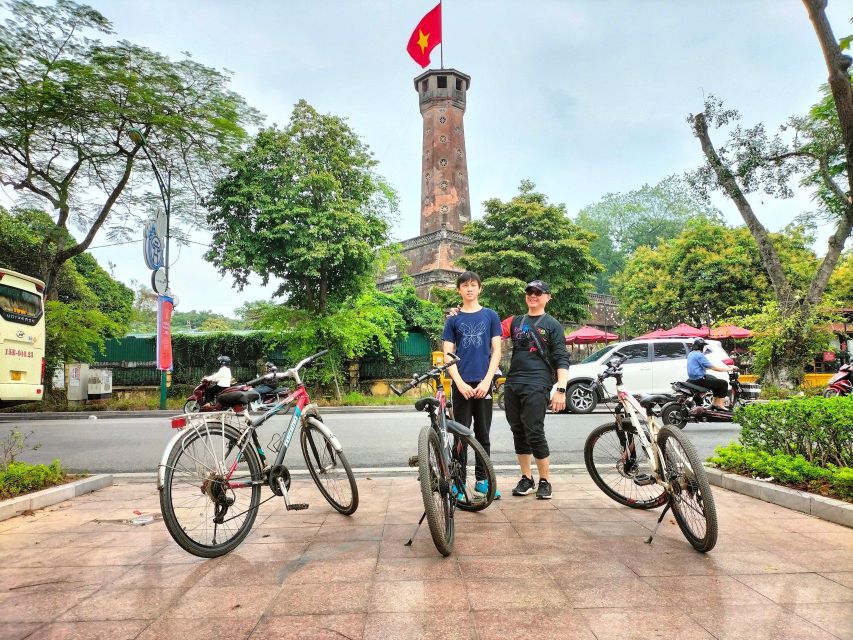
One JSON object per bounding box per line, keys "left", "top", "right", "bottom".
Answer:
{"left": 408, "top": 455, "right": 419, "bottom": 467}
{"left": 286, "top": 502, "right": 309, "bottom": 511}
{"left": 633, "top": 473, "right": 656, "bottom": 486}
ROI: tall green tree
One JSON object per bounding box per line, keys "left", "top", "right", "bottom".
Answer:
{"left": 576, "top": 176, "right": 723, "bottom": 293}
{"left": 0, "top": 0, "right": 258, "bottom": 295}
{"left": 459, "top": 180, "right": 601, "bottom": 321}
{"left": 686, "top": 2, "right": 853, "bottom": 386}
{"left": 205, "top": 100, "right": 396, "bottom": 313}
{"left": 613, "top": 219, "right": 819, "bottom": 334}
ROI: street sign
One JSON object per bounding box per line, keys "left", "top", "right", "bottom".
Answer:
{"left": 143, "top": 221, "right": 164, "bottom": 270}
{"left": 152, "top": 267, "right": 168, "bottom": 294}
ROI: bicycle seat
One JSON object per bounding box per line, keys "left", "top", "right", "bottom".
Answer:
{"left": 415, "top": 397, "right": 440, "bottom": 412}
{"left": 638, "top": 394, "right": 671, "bottom": 409}
{"left": 216, "top": 389, "right": 260, "bottom": 408}
{"left": 445, "top": 419, "right": 473, "bottom": 437}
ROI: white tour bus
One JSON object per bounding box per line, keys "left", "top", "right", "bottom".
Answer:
{"left": 0, "top": 268, "right": 46, "bottom": 408}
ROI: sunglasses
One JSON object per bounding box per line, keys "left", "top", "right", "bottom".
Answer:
{"left": 525, "top": 289, "right": 545, "bottom": 296}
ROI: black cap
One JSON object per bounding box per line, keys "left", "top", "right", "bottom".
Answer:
{"left": 525, "top": 280, "right": 550, "bottom": 294}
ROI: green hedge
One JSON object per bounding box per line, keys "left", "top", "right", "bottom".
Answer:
{"left": 733, "top": 396, "right": 853, "bottom": 467}
{"left": 0, "top": 459, "right": 65, "bottom": 499}
{"left": 710, "top": 444, "right": 853, "bottom": 502}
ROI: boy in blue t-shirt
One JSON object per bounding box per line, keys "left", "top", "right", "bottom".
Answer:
{"left": 442, "top": 271, "right": 503, "bottom": 498}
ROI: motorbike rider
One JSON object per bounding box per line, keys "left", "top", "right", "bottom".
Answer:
{"left": 203, "top": 355, "right": 232, "bottom": 404}
{"left": 687, "top": 338, "right": 734, "bottom": 410}
{"left": 253, "top": 362, "right": 281, "bottom": 398}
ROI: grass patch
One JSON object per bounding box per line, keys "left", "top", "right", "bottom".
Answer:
{"left": 317, "top": 391, "right": 421, "bottom": 407}
{"left": 709, "top": 443, "right": 852, "bottom": 502}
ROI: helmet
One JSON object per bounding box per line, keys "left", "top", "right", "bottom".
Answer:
{"left": 691, "top": 338, "right": 707, "bottom": 351}
{"left": 217, "top": 355, "right": 231, "bottom": 365}
{"left": 265, "top": 361, "right": 277, "bottom": 373}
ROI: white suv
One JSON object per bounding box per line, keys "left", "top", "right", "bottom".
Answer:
{"left": 564, "top": 338, "right": 732, "bottom": 413}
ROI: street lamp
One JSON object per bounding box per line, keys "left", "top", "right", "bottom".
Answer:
{"left": 128, "top": 127, "right": 172, "bottom": 409}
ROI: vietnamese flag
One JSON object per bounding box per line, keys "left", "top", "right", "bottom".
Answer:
{"left": 406, "top": 3, "right": 442, "bottom": 68}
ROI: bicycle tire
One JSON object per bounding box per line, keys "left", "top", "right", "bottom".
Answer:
{"left": 300, "top": 416, "right": 358, "bottom": 515}
{"left": 453, "top": 432, "right": 496, "bottom": 512}
{"left": 418, "top": 426, "right": 454, "bottom": 556}
{"left": 160, "top": 419, "right": 261, "bottom": 558}
{"left": 660, "top": 402, "right": 689, "bottom": 429}
{"left": 584, "top": 421, "right": 668, "bottom": 510}
{"left": 657, "top": 426, "right": 718, "bottom": 552}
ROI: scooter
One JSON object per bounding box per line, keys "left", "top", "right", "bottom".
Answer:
{"left": 824, "top": 363, "right": 852, "bottom": 397}
{"left": 183, "top": 377, "right": 261, "bottom": 414}
{"left": 660, "top": 369, "right": 759, "bottom": 428}
{"left": 244, "top": 371, "right": 291, "bottom": 413}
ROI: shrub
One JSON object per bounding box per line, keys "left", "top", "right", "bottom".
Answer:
{"left": 710, "top": 443, "right": 853, "bottom": 501}
{"left": 0, "top": 459, "right": 65, "bottom": 499}
{"left": 733, "top": 396, "right": 853, "bottom": 467}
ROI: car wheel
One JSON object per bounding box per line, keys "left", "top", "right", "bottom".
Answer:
{"left": 567, "top": 383, "right": 597, "bottom": 414}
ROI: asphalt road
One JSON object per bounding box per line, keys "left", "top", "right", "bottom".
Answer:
{"left": 5, "top": 409, "right": 742, "bottom": 474}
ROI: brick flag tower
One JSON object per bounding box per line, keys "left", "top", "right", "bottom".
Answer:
{"left": 377, "top": 68, "right": 473, "bottom": 297}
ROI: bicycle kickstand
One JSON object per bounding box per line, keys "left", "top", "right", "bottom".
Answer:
{"left": 405, "top": 512, "right": 427, "bottom": 546}
{"left": 645, "top": 497, "right": 673, "bottom": 545}
{"left": 277, "top": 477, "right": 309, "bottom": 511}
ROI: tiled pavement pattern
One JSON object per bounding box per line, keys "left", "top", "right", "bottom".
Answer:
{"left": 0, "top": 474, "right": 851, "bottom": 640}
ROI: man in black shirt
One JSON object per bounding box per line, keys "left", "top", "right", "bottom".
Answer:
{"left": 501, "top": 280, "right": 571, "bottom": 499}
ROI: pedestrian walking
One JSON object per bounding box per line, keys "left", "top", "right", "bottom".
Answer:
{"left": 442, "top": 271, "right": 503, "bottom": 499}
{"left": 502, "top": 280, "right": 570, "bottom": 499}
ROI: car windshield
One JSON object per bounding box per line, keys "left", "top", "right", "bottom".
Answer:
{"left": 580, "top": 345, "right": 615, "bottom": 364}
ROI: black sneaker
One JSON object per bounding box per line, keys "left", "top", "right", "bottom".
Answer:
{"left": 512, "top": 475, "right": 535, "bottom": 496}
{"left": 536, "top": 478, "right": 552, "bottom": 500}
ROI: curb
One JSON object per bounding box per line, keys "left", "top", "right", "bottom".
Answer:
{"left": 0, "top": 474, "right": 114, "bottom": 522}
{"left": 704, "top": 467, "right": 852, "bottom": 528}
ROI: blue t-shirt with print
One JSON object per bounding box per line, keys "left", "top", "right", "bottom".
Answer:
{"left": 441, "top": 307, "right": 502, "bottom": 383}
{"left": 687, "top": 351, "right": 713, "bottom": 380}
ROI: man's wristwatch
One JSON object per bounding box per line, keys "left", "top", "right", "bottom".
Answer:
{"left": 556, "top": 387, "right": 566, "bottom": 394}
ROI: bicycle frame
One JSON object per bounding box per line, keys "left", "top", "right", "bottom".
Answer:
{"left": 612, "top": 386, "right": 669, "bottom": 486}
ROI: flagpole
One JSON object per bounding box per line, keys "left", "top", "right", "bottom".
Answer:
{"left": 440, "top": 0, "right": 444, "bottom": 69}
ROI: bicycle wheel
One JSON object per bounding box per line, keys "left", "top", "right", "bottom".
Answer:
{"left": 657, "top": 426, "right": 718, "bottom": 552}
{"left": 160, "top": 418, "right": 261, "bottom": 558}
{"left": 418, "top": 426, "right": 454, "bottom": 556}
{"left": 584, "top": 421, "right": 668, "bottom": 509}
{"left": 453, "top": 432, "right": 496, "bottom": 512}
{"left": 300, "top": 416, "right": 359, "bottom": 515}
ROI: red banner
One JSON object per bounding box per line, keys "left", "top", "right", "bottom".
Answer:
{"left": 156, "top": 295, "right": 173, "bottom": 371}
{"left": 406, "top": 3, "right": 441, "bottom": 68}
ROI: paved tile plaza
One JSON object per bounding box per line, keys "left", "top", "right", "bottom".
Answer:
{"left": 0, "top": 474, "right": 851, "bottom": 640}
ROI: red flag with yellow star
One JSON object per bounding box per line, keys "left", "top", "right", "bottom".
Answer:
{"left": 406, "top": 3, "right": 442, "bottom": 68}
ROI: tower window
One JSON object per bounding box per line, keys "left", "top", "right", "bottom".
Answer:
{"left": 437, "top": 76, "right": 447, "bottom": 89}
{"left": 421, "top": 80, "right": 428, "bottom": 92}
{"left": 456, "top": 78, "right": 463, "bottom": 91}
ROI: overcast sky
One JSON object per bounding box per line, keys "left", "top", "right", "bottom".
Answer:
{"left": 2, "top": 1, "right": 850, "bottom": 316}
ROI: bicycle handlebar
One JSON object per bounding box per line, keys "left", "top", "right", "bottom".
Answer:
{"left": 390, "top": 352, "right": 460, "bottom": 396}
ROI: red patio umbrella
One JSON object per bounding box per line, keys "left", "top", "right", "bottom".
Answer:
{"left": 565, "top": 325, "right": 619, "bottom": 345}
{"left": 634, "top": 328, "right": 669, "bottom": 339}
{"left": 709, "top": 324, "right": 753, "bottom": 339}
{"left": 661, "top": 323, "right": 710, "bottom": 338}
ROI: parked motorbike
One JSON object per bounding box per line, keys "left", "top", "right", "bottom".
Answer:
{"left": 244, "top": 370, "right": 291, "bottom": 413}
{"left": 183, "top": 377, "right": 263, "bottom": 414}
{"left": 661, "top": 369, "right": 760, "bottom": 429}
{"left": 824, "top": 363, "right": 852, "bottom": 397}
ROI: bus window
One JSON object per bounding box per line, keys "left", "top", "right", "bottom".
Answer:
{"left": 0, "top": 269, "right": 46, "bottom": 408}
{"left": 0, "top": 284, "right": 43, "bottom": 325}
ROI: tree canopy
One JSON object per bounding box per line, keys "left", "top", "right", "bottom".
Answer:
{"left": 612, "top": 218, "right": 820, "bottom": 335}
{"left": 458, "top": 180, "right": 601, "bottom": 321}
{"left": 205, "top": 100, "right": 396, "bottom": 313}
{"left": 575, "top": 176, "right": 723, "bottom": 293}
{"left": 0, "top": 0, "right": 258, "bottom": 295}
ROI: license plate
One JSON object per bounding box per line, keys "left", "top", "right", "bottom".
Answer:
{"left": 11, "top": 371, "right": 22, "bottom": 381}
